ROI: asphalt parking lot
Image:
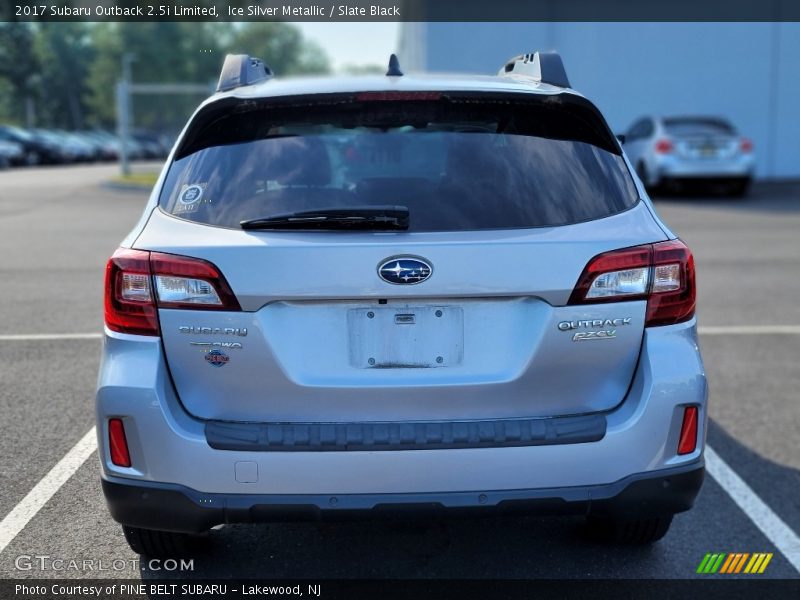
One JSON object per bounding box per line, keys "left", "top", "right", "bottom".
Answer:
{"left": 0, "top": 164, "right": 798, "bottom": 581}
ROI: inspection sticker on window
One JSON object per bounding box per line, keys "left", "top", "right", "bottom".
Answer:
{"left": 175, "top": 183, "right": 208, "bottom": 213}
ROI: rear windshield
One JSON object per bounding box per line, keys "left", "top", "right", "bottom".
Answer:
{"left": 160, "top": 94, "right": 638, "bottom": 231}
{"left": 663, "top": 117, "right": 735, "bottom": 137}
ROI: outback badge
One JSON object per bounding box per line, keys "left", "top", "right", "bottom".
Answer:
{"left": 558, "top": 317, "right": 632, "bottom": 342}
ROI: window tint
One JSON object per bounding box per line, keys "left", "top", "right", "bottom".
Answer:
{"left": 627, "top": 119, "right": 652, "bottom": 140}
{"left": 663, "top": 117, "right": 735, "bottom": 137}
{"left": 161, "top": 96, "right": 638, "bottom": 231}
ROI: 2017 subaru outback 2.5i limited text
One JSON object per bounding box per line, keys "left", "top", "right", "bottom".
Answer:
{"left": 98, "top": 52, "right": 706, "bottom": 556}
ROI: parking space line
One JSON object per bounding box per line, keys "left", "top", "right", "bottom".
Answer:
{"left": 0, "top": 426, "right": 798, "bottom": 575}
{"left": 699, "top": 325, "right": 800, "bottom": 335}
{"left": 0, "top": 331, "right": 796, "bottom": 575}
{"left": 0, "top": 333, "right": 102, "bottom": 341}
{"left": 0, "top": 427, "right": 97, "bottom": 555}
{"left": 705, "top": 445, "right": 800, "bottom": 574}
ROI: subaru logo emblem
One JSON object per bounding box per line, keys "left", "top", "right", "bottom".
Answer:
{"left": 378, "top": 257, "right": 433, "bottom": 285}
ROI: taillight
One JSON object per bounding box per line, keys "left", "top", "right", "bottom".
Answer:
{"left": 108, "top": 418, "right": 131, "bottom": 467}
{"left": 740, "top": 137, "right": 753, "bottom": 153}
{"left": 104, "top": 249, "right": 159, "bottom": 336}
{"left": 104, "top": 249, "right": 240, "bottom": 336}
{"left": 677, "top": 406, "right": 699, "bottom": 455}
{"left": 654, "top": 138, "right": 673, "bottom": 154}
{"left": 150, "top": 252, "right": 240, "bottom": 310}
{"left": 645, "top": 240, "right": 696, "bottom": 327}
{"left": 569, "top": 240, "right": 696, "bottom": 327}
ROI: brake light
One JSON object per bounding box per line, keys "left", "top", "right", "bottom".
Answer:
{"left": 677, "top": 406, "right": 699, "bottom": 455}
{"left": 568, "top": 240, "right": 696, "bottom": 327}
{"left": 108, "top": 418, "right": 131, "bottom": 467}
{"left": 654, "top": 138, "right": 673, "bottom": 154}
{"left": 646, "top": 240, "right": 696, "bottom": 326}
{"left": 740, "top": 137, "right": 753, "bottom": 153}
{"left": 104, "top": 249, "right": 159, "bottom": 336}
{"left": 104, "top": 249, "right": 240, "bottom": 336}
{"left": 356, "top": 91, "right": 441, "bottom": 101}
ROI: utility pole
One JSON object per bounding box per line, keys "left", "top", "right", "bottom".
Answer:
{"left": 116, "top": 53, "right": 135, "bottom": 176}
{"left": 115, "top": 53, "right": 214, "bottom": 177}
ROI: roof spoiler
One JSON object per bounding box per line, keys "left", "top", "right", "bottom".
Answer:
{"left": 499, "top": 52, "right": 570, "bottom": 88}
{"left": 217, "top": 54, "right": 273, "bottom": 92}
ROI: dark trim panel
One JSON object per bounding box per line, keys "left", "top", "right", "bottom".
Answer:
{"left": 101, "top": 461, "right": 704, "bottom": 533}
{"left": 204, "top": 414, "right": 606, "bottom": 452}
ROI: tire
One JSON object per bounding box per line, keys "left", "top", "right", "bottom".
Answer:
{"left": 25, "top": 151, "right": 41, "bottom": 166}
{"left": 123, "top": 526, "right": 206, "bottom": 557}
{"left": 636, "top": 161, "right": 660, "bottom": 193}
{"left": 586, "top": 515, "right": 673, "bottom": 544}
{"left": 728, "top": 177, "right": 751, "bottom": 197}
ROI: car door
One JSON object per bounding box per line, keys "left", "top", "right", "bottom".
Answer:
{"left": 625, "top": 118, "right": 656, "bottom": 185}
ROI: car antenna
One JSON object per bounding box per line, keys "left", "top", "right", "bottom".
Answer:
{"left": 386, "top": 54, "right": 403, "bottom": 77}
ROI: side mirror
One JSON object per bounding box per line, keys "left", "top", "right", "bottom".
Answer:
{"left": 616, "top": 134, "right": 627, "bottom": 145}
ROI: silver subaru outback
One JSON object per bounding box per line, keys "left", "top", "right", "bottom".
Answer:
{"left": 97, "top": 52, "right": 706, "bottom": 556}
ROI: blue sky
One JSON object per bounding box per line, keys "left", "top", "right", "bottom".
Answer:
{"left": 294, "top": 23, "right": 401, "bottom": 71}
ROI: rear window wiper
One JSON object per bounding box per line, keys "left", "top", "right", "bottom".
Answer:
{"left": 241, "top": 206, "right": 409, "bottom": 231}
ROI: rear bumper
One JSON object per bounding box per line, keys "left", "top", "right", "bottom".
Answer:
{"left": 96, "top": 320, "right": 707, "bottom": 495}
{"left": 655, "top": 155, "right": 754, "bottom": 180}
{"left": 102, "top": 462, "right": 704, "bottom": 533}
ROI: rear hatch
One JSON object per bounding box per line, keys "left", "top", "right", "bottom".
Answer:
{"left": 140, "top": 91, "right": 667, "bottom": 423}
{"left": 664, "top": 116, "right": 740, "bottom": 160}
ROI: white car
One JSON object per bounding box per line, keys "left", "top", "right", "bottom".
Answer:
{"left": 623, "top": 115, "right": 754, "bottom": 196}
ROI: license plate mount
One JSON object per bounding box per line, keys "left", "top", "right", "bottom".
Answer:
{"left": 347, "top": 306, "right": 464, "bottom": 368}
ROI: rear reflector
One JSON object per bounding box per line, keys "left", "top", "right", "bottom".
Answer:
{"left": 104, "top": 249, "right": 241, "bottom": 336}
{"left": 677, "top": 407, "right": 699, "bottom": 455}
{"left": 740, "top": 137, "right": 753, "bottom": 153}
{"left": 108, "top": 418, "right": 131, "bottom": 467}
{"left": 569, "top": 239, "right": 696, "bottom": 327}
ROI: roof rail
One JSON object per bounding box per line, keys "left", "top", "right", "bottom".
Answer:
{"left": 499, "top": 51, "right": 570, "bottom": 88}
{"left": 217, "top": 54, "right": 273, "bottom": 92}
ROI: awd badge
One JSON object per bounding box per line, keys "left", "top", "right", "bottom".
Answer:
{"left": 205, "top": 349, "right": 230, "bottom": 367}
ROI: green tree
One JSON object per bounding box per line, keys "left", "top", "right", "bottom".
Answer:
{"left": 224, "top": 23, "right": 331, "bottom": 76}
{"left": 0, "top": 23, "right": 39, "bottom": 125}
{"left": 34, "top": 23, "right": 94, "bottom": 128}
{"left": 84, "top": 22, "right": 330, "bottom": 131}
{"left": 2, "top": 22, "right": 332, "bottom": 130}
{"left": 340, "top": 64, "right": 385, "bottom": 75}
{"left": 85, "top": 22, "right": 217, "bottom": 128}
